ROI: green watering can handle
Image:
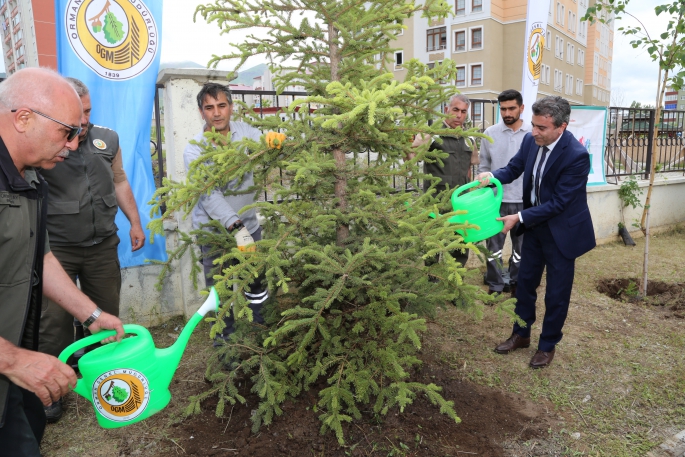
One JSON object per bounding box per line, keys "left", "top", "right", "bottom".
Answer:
{"left": 451, "top": 177, "right": 503, "bottom": 210}
{"left": 58, "top": 324, "right": 146, "bottom": 364}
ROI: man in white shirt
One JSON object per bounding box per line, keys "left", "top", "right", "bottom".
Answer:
{"left": 478, "top": 90, "right": 530, "bottom": 297}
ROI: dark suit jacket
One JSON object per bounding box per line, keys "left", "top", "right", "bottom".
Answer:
{"left": 493, "top": 129, "right": 595, "bottom": 260}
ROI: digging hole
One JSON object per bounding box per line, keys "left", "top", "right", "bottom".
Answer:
{"left": 597, "top": 278, "right": 685, "bottom": 316}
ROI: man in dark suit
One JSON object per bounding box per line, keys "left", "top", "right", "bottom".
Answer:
{"left": 476, "top": 96, "right": 595, "bottom": 368}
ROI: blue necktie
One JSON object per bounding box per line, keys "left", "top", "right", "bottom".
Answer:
{"left": 535, "top": 146, "right": 549, "bottom": 205}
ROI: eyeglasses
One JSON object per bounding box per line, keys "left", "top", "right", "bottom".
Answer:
{"left": 11, "top": 108, "right": 82, "bottom": 141}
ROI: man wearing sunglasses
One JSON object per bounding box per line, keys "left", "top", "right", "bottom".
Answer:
{"left": 0, "top": 68, "right": 125, "bottom": 456}
{"left": 37, "top": 77, "right": 146, "bottom": 423}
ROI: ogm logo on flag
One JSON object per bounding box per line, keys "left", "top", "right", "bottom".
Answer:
{"left": 525, "top": 22, "right": 545, "bottom": 85}
{"left": 65, "top": 0, "right": 158, "bottom": 80}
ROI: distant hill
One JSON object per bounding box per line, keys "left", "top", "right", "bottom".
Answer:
{"left": 231, "top": 63, "right": 267, "bottom": 86}
{"left": 159, "top": 61, "right": 205, "bottom": 70}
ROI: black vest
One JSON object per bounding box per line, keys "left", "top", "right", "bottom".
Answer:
{"left": 40, "top": 124, "right": 120, "bottom": 246}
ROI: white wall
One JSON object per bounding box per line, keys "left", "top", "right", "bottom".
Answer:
{"left": 588, "top": 174, "right": 685, "bottom": 244}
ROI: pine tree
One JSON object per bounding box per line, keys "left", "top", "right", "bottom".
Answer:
{"left": 150, "top": 0, "right": 516, "bottom": 444}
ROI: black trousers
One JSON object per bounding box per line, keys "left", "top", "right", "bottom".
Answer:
{"left": 0, "top": 384, "right": 45, "bottom": 456}
{"left": 512, "top": 222, "right": 575, "bottom": 352}
{"left": 201, "top": 227, "right": 268, "bottom": 337}
{"left": 39, "top": 233, "right": 121, "bottom": 357}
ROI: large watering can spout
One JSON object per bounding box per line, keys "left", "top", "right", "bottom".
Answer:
{"left": 58, "top": 287, "right": 220, "bottom": 429}
{"left": 155, "top": 287, "right": 220, "bottom": 387}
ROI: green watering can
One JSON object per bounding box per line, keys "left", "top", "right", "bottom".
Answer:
{"left": 430, "top": 177, "right": 504, "bottom": 243}
{"left": 58, "top": 287, "right": 220, "bottom": 429}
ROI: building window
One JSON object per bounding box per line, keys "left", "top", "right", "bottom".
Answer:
{"left": 471, "top": 27, "right": 482, "bottom": 50}
{"left": 578, "top": 49, "right": 584, "bottom": 66}
{"left": 546, "top": 30, "right": 551, "bottom": 50}
{"left": 394, "top": 19, "right": 403, "bottom": 36}
{"left": 427, "top": 27, "right": 446, "bottom": 52}
{"left": 561, "top": 5, "right": 565, "bottom": 26}
{"left": 454, "top": 30, "right": 466, "bottom": 52}
{"left": 559, "top": 38, "right": 564, "bottom": 60}
{"left": 472, "top": 103, "right": 482, "bottom": 122}
{"left": 555, "top": 36, "right": 559, "bottom": 58}
{"left": 681, "top": 95, "right": 685, "bottom": 100}
{"left": 557, "top": 2, "right": 562, "bottom": 23}
{"left": 394, "top": 51, "right": 403, "bottom": 70}
{"left": 576, "top": 78, "right": 583, "bottom": 95}
{"left": 456, "top": 66, "right": 466, "bottom": 87}
{"left": 541, "top": 64, "right": 551, "bottom": 85}
{"left": 456, "top": 0, "right": 465, "bottom": 16}
{"left": 470, "top": 64, "right": 482, "bottom": 86}
{"left": 554, "top": 69, "right": 563, "bottom": 92}
{"left": 472, "top": 0, "right": 482, "bottom": 13}
{"left": 11, "top": 12, "right": 20, "bottom": 27}
{"left": 566, "top": 74, "right": 573, "bottom": 95}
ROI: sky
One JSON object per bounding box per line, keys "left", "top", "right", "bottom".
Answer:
{"left": 0, "top": 0, "right": 670, "bottom": 106}
{"left": 608, "top": 0, "right": 670, "bottom": 106}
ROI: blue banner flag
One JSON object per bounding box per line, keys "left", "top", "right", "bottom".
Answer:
{"left": 54, "top": 0, "right": 166, "bottom": 267}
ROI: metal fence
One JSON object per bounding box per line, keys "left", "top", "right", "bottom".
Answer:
{"left": 150, "top": 90, "right": 685, "bottom": 199}
{"left": 605, "top": 106, "right": 685, "bottom": 182}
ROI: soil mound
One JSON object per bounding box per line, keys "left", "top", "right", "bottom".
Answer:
{"left": 172, "top": 355, "right": 551, "bottom": 456}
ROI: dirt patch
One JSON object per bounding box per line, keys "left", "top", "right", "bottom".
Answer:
{"left": 597, "top": 278, "right": 685, "bottom": 315}
{"left": 172, "top": 353, "right": 553, "bottom": 456}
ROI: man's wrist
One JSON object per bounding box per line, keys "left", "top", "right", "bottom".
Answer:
{"left": 229, "top": 221, "right": 244, "bottom": 233}
{"left": 82, "top": 307, "right": 102, "bottom": 329}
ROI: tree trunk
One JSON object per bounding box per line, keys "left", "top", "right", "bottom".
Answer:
{"left": 641, "top": 208, "right": 650, "bottom": 296}
{"left": 640, "top": 68, "right": 667, "bottom": 233}
{"left": 638, "top": 66, "right": 668, "bottom": 297}
{"left": 328, "top": 23, "right": 349, "bottom": 246}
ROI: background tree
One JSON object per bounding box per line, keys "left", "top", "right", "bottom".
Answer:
{"left": 611, "top": 87, "right": 626, "bottom": 107}
{"left": 150, "top": 0, "right": 515, "bottom": 444}
{"left": 585, "top": 0, "right": 685, "bottom": 296}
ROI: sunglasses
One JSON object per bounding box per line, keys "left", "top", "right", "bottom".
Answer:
{"left": 11, "top": 108, "right": 82, "bottom": 141}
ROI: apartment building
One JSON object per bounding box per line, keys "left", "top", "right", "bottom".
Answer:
{"left": 390, "top": 0, "right": 613, "bottom": 115}
{"left": 0, "top": 0, "right": 56, "bottom": 75}
{"left": 664, "top": 86, "right": 685, "bottom": 111}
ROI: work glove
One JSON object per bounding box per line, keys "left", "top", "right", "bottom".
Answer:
{"left": 234, "top": 226, "right": 256, "bottom": 252}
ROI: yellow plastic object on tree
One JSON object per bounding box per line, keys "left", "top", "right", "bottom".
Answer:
{"left": 265, "top": 131, "right": 286, "bottom": 149}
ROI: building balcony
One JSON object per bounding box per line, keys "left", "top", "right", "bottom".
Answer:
{"left": 0, "top": 3, "right": 6, "bottom": 15}
{"left": 3, "top": 31, "right": 10, "bottom": 44}
{"left": 13, "top": 37, "right": 20, "bottom": 48}
{"left": 5, "top": 47, "right": 11, "bottom": 59}
{"left": 12, "top": 23, "right": 19, "bottom": 35}
{"left": 7, "top": 62, "right": 15, "bottom": 73}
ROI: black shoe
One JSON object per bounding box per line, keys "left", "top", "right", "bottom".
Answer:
{"left": 45, "top": 398, "right": 63, "bottom": 424}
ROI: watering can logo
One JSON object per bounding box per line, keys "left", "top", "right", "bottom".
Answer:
{"left": 59, "top": 287, "right": 220, "bottom": 429}
{"left": 92, "top": 369, "right": 150, "bottom": 422}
